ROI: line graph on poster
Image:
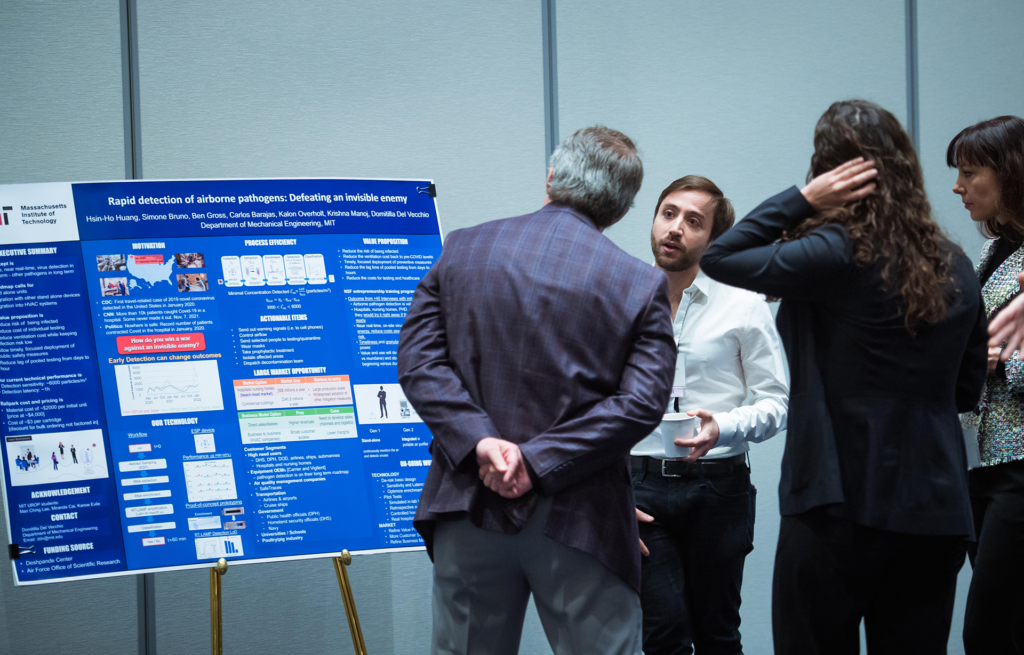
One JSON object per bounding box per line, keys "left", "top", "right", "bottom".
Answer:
{"left": 114, "top": 360, "right": 225, "bottom": 416}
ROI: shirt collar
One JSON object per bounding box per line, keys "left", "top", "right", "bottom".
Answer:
{"left": 688, "top": 269, "right": 712, "bottom": 299}
{"left": 650, "top": 262, "right": 714, "bottom": 300}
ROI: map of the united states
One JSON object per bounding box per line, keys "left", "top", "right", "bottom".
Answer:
{"left": 127, "top": 254, "right": 174, "bottom": 289}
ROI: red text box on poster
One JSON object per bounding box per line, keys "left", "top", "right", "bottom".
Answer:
{"left": 116, "top": 333, "right": 206, "bottom": 354}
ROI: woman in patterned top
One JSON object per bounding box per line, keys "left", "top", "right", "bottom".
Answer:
{"left": 950, "top": 114, "right": 1024, "bottom": 654}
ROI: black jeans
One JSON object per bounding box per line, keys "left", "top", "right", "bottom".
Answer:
{"left": 964, "top": 458, "right": 1024, "bottom": 654}
{"left": 772, "top": 508, "right": 966, "bottom": 655}
{"left": 631, "top": 456, "right": 755, "bottom": 655}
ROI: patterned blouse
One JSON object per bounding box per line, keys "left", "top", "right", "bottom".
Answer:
{"left": 962, "top": 239, "right": 1024, "bottom": 468}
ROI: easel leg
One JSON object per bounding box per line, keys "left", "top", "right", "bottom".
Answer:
{"left": 334, "top": 550, "right": 368, "bottom": 655}
{"left": 210, "top": 558, "right": 228, "bottom": 655}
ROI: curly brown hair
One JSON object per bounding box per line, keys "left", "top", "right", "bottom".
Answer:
{"left": 783, "top": 100, "right": 954, "bottom": 332}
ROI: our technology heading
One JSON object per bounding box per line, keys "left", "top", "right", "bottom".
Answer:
{"left": 107, "top": 192, "right": 409, "bottom": 207}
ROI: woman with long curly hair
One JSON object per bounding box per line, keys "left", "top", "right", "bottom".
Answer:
{"left": 949, "top": 114, "right": 1024, "bottom": 654}
{"left": 701, "top": 99, "right": 989, "bottom": 653}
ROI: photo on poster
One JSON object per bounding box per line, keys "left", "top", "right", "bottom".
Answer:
{"left": 353, "top": 383, "right": 422, "bottom": 425}
{"left": 176, "top": 273, "right": 209, "bottom": 292}
{"left": 96, "top": 254, "right": 126, "bottom": 271}
{"left": 175, "top": 253, "right": 205, "bottom": 268}
{"left": 100, "top": 277, "right": 129, "bottom": 296}
{"left": 5, "top": 429, "right": 110, "bottom": 487}
{"left": 193, "top": 431, "right": 216, "bottom": 454}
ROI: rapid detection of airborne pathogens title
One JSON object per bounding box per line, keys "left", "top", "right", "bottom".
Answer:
{"left": 107, "top": 192, "right": 409, "bottom": 207}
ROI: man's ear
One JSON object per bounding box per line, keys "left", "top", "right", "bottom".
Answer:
{"left": 543, "top": 168, "right": 554, "bottom": 206}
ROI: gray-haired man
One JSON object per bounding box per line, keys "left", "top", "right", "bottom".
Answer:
{"left": 398, "top": 126, "right": 677, "bottom": 654}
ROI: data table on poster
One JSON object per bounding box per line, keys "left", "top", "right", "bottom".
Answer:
{"left": 233, "top": 375, "right": 353, "bottom": 411}
{"left": 238, "top": 407, "right": 357, "bottom": 444}
{"left": 0, "top": 178, "right": 441, "bottom": 584}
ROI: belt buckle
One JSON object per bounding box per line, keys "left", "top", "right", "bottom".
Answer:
{"left": 661, "top": 459, "right": 681, "bottom": 478}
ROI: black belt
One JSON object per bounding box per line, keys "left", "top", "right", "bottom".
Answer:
{"left": 631, "top": 454, "right": 747, "bottom": 479}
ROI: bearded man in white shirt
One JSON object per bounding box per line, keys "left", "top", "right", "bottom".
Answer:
{"left": 632, "top": 176, "right": 789, "bottom": 655}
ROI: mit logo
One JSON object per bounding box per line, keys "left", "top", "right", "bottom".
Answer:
{"left": 1, "top": 206, "right": 10, "bottom": 226}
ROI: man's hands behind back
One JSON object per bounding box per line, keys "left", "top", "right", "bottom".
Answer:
{"left": 476, "top": 437, "right": 533, "bottom": 499}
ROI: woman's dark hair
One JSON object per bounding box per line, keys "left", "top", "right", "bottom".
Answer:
{"left": 784, "top": 99, "right": 953, "bottom": 332}
{"left": 946, "top": 115, "right": 1024, "bottom": 240}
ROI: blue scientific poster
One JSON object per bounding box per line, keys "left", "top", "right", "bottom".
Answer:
{"left": 0, "top": 178, "right": 441, "bottom": 584}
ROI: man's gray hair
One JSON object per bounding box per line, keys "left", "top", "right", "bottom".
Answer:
{"left": 548, "top": 126, "right": 643, "bottom": 229}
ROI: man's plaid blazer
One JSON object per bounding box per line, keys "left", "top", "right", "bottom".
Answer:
{"left": 397, "top": 202, "right": 676, "bottom": 591}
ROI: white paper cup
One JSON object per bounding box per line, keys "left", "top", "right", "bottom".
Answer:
{"left": 660, "top": 413, "right": 699, "bottom": 459}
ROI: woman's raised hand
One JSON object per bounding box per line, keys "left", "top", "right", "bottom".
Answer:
{"left": 800, "top": 157, "right": 878, "bottom": 211}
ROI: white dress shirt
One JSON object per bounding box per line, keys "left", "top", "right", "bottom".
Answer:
{"left": 631, "top": 270, "right": 789, "bottom": 460}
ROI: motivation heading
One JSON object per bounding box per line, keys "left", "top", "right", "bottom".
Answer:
{"left": 107, "top": 192, "right": 408, "bottom": 207}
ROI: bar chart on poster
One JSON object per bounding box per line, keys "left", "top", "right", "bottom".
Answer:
{"left": 0, "top": 178, "right": 442, "bottom": 584}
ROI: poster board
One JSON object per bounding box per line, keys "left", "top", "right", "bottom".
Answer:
{"left": 0, "top": 178, "right": 441, "bottom": 584}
